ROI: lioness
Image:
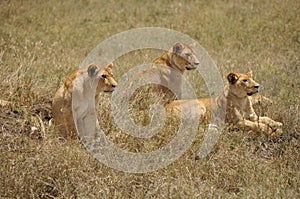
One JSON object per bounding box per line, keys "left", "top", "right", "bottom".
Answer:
{"left": 152, "top": 42, "right": 200, "bottom": 100}
{"left": 52, "top": 63, "right": 117, "bottom": 139}
{"left": 129, "top": 42, "right": 199, "bottom": 103}
{"left": 166, "top": 70, "right": 283, "bottom": 135}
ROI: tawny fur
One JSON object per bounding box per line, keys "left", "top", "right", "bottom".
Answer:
{"left": 52, "top": 63, "right": 117, "bottom": 139}
{"left": 166, "top": 70, "right": 283, "bottom": 135}
{"left": 138, "top": 42, "right": 200, "bottom": 102}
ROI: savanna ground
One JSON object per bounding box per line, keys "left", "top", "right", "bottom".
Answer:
{"left": 0, "top": 0, "right": 299, "bottom": 198}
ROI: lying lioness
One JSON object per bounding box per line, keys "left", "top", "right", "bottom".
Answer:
{"left": 166, "top": 70, "right": 283, "bottom": 135}
{"left": 52, "top": 63, "right": 117, "bottom": 139}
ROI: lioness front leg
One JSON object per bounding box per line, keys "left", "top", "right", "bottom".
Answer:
{"left": 249, "top": 115, "right": 283, "bottom": 131}
{"left": 80, "top": 109, "right": 99, "bottom": 140}
{"left": 237, "top": 119, "right": 279, "bottom": 134}
{"left": 256, "top": 116, "right": 283, "bottom": 128}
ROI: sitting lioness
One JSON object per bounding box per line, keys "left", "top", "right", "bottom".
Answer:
{"left": 52, "top": 63, "right": 117, "bottom": 139}
{"left": 166, "top": 70, "right": 283, "bottom": 135}
{"left": 130, "top": 42, "right": 199, "bottom": 103}
{"left": 152, "top": 42, "right": 200, "bottom": 100}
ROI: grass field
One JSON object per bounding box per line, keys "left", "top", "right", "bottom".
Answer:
{"left": 1, "top": 0, "right": 299, "bottom": 198}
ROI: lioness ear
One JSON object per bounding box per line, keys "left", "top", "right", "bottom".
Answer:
{"left": 227, "top": 72, "right": 239, "bottom": 84}
{"left": 105, "top": 62, "right": 113, "bottom": 70}
{"left": 87, "top": 64, "right": 99, "bottom": 77}
{"left": 173, "top": 42, "right": 183, "bottom": 54}
{"left": 246, "top": 70, "right": 253, "bottom": 77}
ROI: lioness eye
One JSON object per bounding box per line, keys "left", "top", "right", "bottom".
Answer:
{"left": 243, "top": 79, "right": 248, "bottom": 83}
{"left": 185, "top": 53, "right": 191, "bottom": 57}
{"left": 101, "top": 74, "right": 107, "bottom": 78}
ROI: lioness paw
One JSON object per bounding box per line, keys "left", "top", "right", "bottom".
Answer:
{"left": 275, "top": 122, "right": 283, "bottom": 127}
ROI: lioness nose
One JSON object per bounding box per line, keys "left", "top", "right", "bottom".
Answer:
{"left": 112, "top": 84, "right": 117, "bottom": 88}
{"left": 194, "top": 62, "right": 200, "bottom": 66}
{"left": 254, "top": 85, "right": 259, "bottom": 89}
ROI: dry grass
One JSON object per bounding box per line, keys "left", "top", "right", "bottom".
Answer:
{"left": 1, "top": 0, "right": 299, "bottom": 198}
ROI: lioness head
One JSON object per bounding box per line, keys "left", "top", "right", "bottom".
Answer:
{"left": 227, "top": 70, "right": 260, "bottom": 98}
{"left": 171, "top": 42, "right": 200, "bottom": 71}
{"left": 87, "top": 63, "right": 118, "bottom": 93}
